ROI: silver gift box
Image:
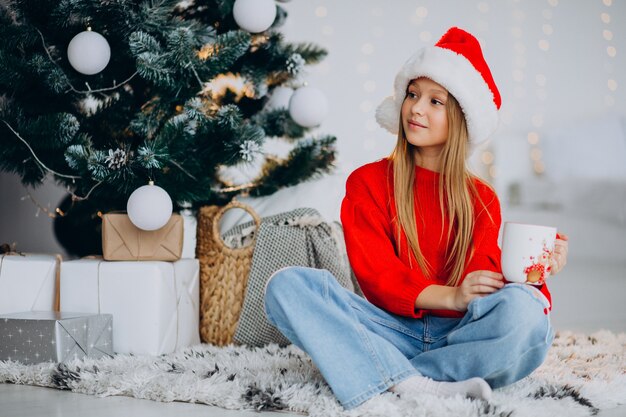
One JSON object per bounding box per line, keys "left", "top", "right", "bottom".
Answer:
{"left": 0, "top": 311, "right": 113, "bottom": 364}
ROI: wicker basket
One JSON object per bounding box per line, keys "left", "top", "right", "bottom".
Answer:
{"left": 196, "top": 200, "right": 261, "bottom": 346}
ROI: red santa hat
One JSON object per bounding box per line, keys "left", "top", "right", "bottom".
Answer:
{"left": 375, "top": 27, "right": 501, "bottom": 147}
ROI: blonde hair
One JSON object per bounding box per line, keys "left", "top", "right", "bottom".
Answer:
{"left": 389, "top": 92, "right": 490, "bottom": 287}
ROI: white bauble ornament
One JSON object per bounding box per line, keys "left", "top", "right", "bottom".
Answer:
{"left": 265, "top": 86, "right": 293, "bottom": 110}
{"left": 233, "top": 0, "right": 277, "bottom": 33}
{"left": 288, "top": 86, "right": 329, "bottom": 127}
{"left": 67, "top": 29, "right": 111, "bottom": 75}
{"left": 127, "top": 182, "right": 173, "bottom": 231}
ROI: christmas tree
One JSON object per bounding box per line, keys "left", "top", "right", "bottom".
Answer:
{"left": 0, "top": 0, "right": 336, "bottom": 255}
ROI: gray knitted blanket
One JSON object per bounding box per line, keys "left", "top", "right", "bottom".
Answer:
{"left": 222, "top": 208, "right": 361, "bottom": 347}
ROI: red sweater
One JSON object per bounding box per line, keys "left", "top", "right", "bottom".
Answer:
{"left": 340, "top": 159, "right": 552, "bottom": 318}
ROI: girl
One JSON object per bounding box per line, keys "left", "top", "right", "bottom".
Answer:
{"left": 264, "top": 27, "right": 569, "bottom": 410}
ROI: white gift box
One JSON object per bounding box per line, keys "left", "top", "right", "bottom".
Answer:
{"left": 60, "top": 258, "right": 200, "bottom": 356}
{"left": 0, "top": 254, "right": 60, "bottom": 314}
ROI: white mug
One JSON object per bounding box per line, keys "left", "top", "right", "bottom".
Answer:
{"left": 501, "top": 222, "right": 557, "bottom": 285}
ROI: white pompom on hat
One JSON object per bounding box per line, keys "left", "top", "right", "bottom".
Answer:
{"left": 375, "top": 27, "right": 501, "bottom": 147}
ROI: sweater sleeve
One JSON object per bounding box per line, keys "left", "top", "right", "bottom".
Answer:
{"left": 340, "top": 170, "right": 434, "bottom": 318}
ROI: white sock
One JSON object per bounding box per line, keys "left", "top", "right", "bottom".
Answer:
{"left": 389, "top": 375, "right": 492, "bottom": 401}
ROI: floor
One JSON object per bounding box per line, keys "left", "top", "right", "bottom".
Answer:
{"left": 0, "top": 221, "right": 626, "bottom": 417}
{"left": 2, "top": 255, "right": 625, "bottom": 416}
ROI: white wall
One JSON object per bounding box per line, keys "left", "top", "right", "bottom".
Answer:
{"left": 2, "top": 0, "right": 625, "bottom": 255}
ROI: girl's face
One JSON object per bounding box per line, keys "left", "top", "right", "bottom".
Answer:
{"left": 401, "top": 77, "right": 449, "bottom": 154}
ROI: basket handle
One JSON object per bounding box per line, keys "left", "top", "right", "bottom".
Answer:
{"left": 212, "top": 199, "right": 262, "bottom": 250}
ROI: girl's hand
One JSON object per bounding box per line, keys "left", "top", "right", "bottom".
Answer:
{"left": 453, "top": 270, "right": 504, "bottom": 311}
{"left": 550, "top": 233, "right": 569, "bottom": 276}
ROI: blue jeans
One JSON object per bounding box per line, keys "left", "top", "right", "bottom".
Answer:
{"left": 264, "top": 266, "right": 554, "bottom": 410}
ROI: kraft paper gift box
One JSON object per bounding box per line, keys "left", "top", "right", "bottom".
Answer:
{"left": 0, "top": 254, "right": 60, "bottom": 314}
{"left": 0, "top": 311, "right": 113, "bottom": 365}
{"left": 101, "top": 214, "right": 183, "bottom": 261}
{"left": 60, "top": 258, "right": 200, "bottom": 356}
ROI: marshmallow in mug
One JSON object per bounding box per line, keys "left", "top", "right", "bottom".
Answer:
{"left": 501, "top": 222, "right": 557, "bottom": 285}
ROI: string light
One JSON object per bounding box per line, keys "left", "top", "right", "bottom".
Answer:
{"left": 356, "top": 62, "right": 370, "bottom": 74}
{"left": 363, "top": 80, "right": 376, "bottom": 92}
{"left": 361, "top": 43, "right": 375, "bottom": 55}
{"left": 197, "top": 44, "right": 216, "bottom": 60}
{"left": 601, "top": 1, "right": 617, "bottom": 108}
{"left": 315, "top": 6, "right": 328, "bottom": 18}
{"left": 529, "top": 0, "right": 557, "bottom": 176}
{"left": 481, "top": 151, "right": 495, "bottom": 165}
{"left": 415, "top": 6, "right": 428, "bottom": 18}
{"left": 359, "top": 100, "right": 373, "bottom": 113}
{"left": 201, "top": 73, "right": 255, "bottom": 102}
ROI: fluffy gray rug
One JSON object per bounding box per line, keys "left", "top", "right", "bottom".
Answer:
{"left": 1, "top": 330, "right": 624, "bottom": 417}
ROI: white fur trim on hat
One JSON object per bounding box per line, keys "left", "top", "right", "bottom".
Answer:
{"left": 376, "top": 46, "right": 499, "bottom": 146}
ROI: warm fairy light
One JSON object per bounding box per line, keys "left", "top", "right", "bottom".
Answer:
{"left": 55, "top": 208, "right": 65, "bottom": 216}
{"left": 530, "top": 148, "right": 543, "bottom": 161}
{"left": 419, "top": 31, "right": 432, "bottom": 42}
{"left": 528, "top": 132, "right": 539, "bottom": 145}
{"left": 607, "top": 79, "right": 617, "bottom": 91}
{"left": 97, "top": 211, "right": 103, "bottom": 218}
{"left": 603, "top": 30, "right": 613, "bottom": 41}
{"left": 605, "top": 95, "right": 615, "bottom": 106}
{"left": 548, "top": 0, "right": 558, "bottom": 7}
{"left": 201, "top": 73, "right": 255, "bottom": 101}
{"left": 601, "top": 13, "right": 611, "bottom": 24}
{"left": 364, "top": 138, "right": 376, "bottom": 151}
{"left": 603, "top": 0, "right": 612, "bottom": 6}
{"left": 372, "top": 26, "right": 384, "bottom": 38}
{"left": 361, "top": 43, "right": 375, "bottom": 55}
{"left": 489, "top": 166, "right": 498, "bottom": 178}
{"left": 607, "top": 46, "right": 617, "bottom": 57}
{"left": 249, "top": 35, "right": 270, "bottom": 52}
{"left": 534, "top": 161, "right": 545, "bottom": 174}
{"left": 198, "top": 44, "right": 216, "bottom": 60}
{"left": 360, "top": 101, "right": 373, "bottom": 113}
{"left": 364, "top": 80, "right": 376, "bottom": 92}
{"left": 535, "top": 74, "right": 547, "bottom": 86}
{"left": 536, "top": 89, "right": 547, "bottom": 101}
{"left": 542, "top": 24, "right": 553, "bottom": 35}
{"left": 371, "top": 7, "right": 384, "bottom": 17}
{"left": 481, "top": 151, "right": 494, "bottom": 165}
{"left": 357, "top": 62, "right": 370, "bottom": 74}
{"left": 538, "top": 40, "right": 550, "bottom": 51}
{"left": 175, "top": 105, "right": 183, "bottom": 112}
{"left": 315, "top": 6, "right": 328, "bottom": 17}
{"left": 415, "top": 6, "right": 428, "bottom": 18}
{"left": 477, "top": 2, "right": 489, "bottom": 13}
